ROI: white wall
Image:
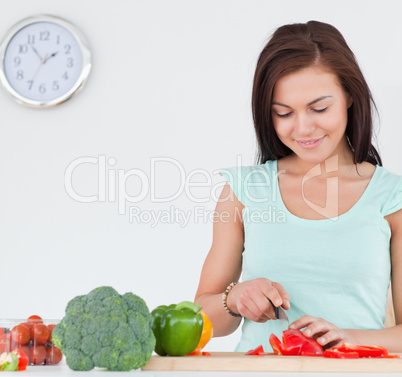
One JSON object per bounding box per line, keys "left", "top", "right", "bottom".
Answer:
{"left": 1, "top": 0, "right": 401, "bottom": 352}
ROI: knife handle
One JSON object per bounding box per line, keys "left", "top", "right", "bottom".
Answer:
{"left": 268, "top": 299, "right": 280, "bottom": 319}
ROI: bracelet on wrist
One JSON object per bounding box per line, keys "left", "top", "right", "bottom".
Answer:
{"left": 222, "top": 282, "right": 242, "bottom": 318}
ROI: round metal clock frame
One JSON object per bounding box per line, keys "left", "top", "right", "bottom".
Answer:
{"left": 0, "top": 14, "right": 91, "bottom": 108}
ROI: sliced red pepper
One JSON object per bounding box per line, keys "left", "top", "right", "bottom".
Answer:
{"left": 302, "top": 352, "right": 324, "bottom": 357}
{"left": 187, "top": 350, "right": 212, "bottom": 356}
{"left": 337, "top": 343, "right": 388, "bottom": 358}
{"left": 269, "top": 333, "right": 286, "bottom": 355}
{"left": 281, "top": 331, "right": 304, "bottom": 355}
{"left": 324, "top": 349, "right": 359, "bottom": 359}
{"left": 283, "top": 330, "right": 324, "bottom": 355}
{"left": 383, "top": 354, "right": 402, "bottom": 358}
{"left": 245, "top": 345, "right": 265, "bottom": 356}
{"left": 270, "top": 331, "right": 395, "bottom": 359}
{"left": 269, "top": 330, "right": 323, "bottom": 356}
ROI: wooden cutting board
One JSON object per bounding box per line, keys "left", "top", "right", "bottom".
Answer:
{"left": 142, "top": 352, "right": 402, "bottom": 372}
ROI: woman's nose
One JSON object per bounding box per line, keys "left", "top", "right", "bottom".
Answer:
{"left": 294, "top": 113, "right": 315, "bottom": 136}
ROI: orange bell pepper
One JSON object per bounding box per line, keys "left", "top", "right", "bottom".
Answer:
{"left": 187, "top": 310, "right": 213, "bottom": 355}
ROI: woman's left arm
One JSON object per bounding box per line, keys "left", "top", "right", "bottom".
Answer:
{"left": 290, "top": 208, "right": 402, "bottom": 352}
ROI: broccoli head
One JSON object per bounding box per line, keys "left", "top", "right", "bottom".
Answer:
{"left": 52, "top": 286, "right": 155, "bottom": 371}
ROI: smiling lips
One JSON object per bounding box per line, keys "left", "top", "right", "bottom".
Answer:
{"left": 296, "top": 136, "right": 326, "bottom": 149}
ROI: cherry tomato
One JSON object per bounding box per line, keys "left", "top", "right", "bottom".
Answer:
{"left": 13, "top": 344, "right": 31, "bottom": 362}
{"left": 12, "top": 347, "right": 30, "bottom": 369}
{"left": 0, "top": 333, "right": 12, "bottom": 353}
{"left": 20, "top": 322, "right": 34, "bottom": 332}
{"left": 0, "top": 327, "right": 6, "bottom": 336}
{"left": 32, "top": 324, "right": 50, "bottom": 346}
{"left": 11, "top": 324, "right": 31, "bottom": 345}
{"left": 27, "top": 315, "right": 43, "bottom": 324}
{"left": 31, "top": 345, "right": 46, "bottom": 365}
{"left": 47, "top": 324, "right": 56, "bottom": 344}
{"left": 45, "top": 347, "right": 63, "bottom": 365}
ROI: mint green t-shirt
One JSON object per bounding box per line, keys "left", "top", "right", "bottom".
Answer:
{"left": 220, "top": 160, "right": 402, "bottom": 352}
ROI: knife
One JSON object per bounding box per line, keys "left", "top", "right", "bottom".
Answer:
{"left": 269, "top": 299, "right": 289, "bottom": 329}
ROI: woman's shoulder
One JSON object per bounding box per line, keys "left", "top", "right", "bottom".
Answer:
{"left": 372, "top": 164, "right": 402, "bottom": 216}
{"left": 218, "top": 160, "right": 278, "bottom": 205}
{"left": 374, "top": 164, "right": 402, "bottom": 184}
{"left": 219, "top": 160, "right": 278, "bottom": 185}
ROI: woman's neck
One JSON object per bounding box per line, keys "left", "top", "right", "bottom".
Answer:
{"left": 283, "top": 138, "right": 356, "bottom": 177}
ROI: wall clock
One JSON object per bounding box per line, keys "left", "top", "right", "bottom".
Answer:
{"left": 0, "top": 15, "right": 91, "bottom": 108}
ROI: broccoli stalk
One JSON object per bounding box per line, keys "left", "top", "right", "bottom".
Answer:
{"left": 52, "top": 286, "right": 155, "bottom": 371}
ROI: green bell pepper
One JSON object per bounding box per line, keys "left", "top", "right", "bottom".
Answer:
{"left": 151, "top": 301, "right": 203, "bottom": 356}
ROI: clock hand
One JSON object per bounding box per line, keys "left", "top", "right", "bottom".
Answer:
{"left": 43, "top": 51, "right": 59, "bottom": 64}
{"left": 30, "top": 45, "right": 43, "bottom": 62}
{"left": 30, "top": 53, "right": 49, "bottom": 83}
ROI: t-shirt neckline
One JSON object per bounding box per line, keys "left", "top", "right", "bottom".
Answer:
{"left": 272, "top": 160, "right": 379, "bottom": 222}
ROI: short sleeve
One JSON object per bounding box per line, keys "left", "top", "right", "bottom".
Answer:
{"left": 384, "top": 177, "right": 402, "bottom": 216}
{"left": 219, "top": 163, "right": 274, "bottom": 206}
{"left": 219, "top": 166, "right": 250, "bottom": 205}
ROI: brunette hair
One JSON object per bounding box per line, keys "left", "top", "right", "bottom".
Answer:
{"left": 252, "top": 20, "right": 382, "bottom": 166}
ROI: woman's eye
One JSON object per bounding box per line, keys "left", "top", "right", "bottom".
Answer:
{"left": 312, "top": 107, "right": 328, "bottom": 113}
{"left": 275, "top": 112, "right": 292, "bottom": 118}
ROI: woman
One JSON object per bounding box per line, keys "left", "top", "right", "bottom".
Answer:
{"left": 194, "top": 21, "right": 402, "bottom": 352}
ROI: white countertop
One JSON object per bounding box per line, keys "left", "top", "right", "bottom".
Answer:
{"left": 11, "top": 363, "right": 402, "bottom": 377}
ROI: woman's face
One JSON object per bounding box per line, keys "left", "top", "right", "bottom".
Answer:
{"left": 271, "top": 66, "right": 352, "bottom": 165}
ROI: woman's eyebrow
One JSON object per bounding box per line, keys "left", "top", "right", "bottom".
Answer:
{"left": 271, "top": 101, "right": 291, "bottom": 109}
{"left": 272, "top": 95, "right": 333, "bottom": 108}
{"left": 307, "top": 95, "right": 333, "bottom": 106}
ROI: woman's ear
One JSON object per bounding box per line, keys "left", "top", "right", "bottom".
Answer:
{"left": 347, "top": 93, "right": 353, "bottom": 108}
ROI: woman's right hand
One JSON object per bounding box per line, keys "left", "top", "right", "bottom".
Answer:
{"left": 226, "top": 278, "right": 290, "bottom": 322}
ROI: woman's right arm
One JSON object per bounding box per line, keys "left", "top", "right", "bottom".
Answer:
{"left": 194, "top": 182, "right": 290, "bottom": 337}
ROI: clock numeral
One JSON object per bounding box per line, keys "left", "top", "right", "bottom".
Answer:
{"left": 64, "top": 44, "right": 71, "bottom": 54}
{"left": 18, "top": 44, "right": 28, "bottom": 54}
{"left": 53, "top": 81, "right": 59, "bottom": 91}
{"left": 66, "top": 58, "right": 74, "bottom": 68}
{"left": 40, "top": 31, "right": 50, "bottom": 41}
{"left": 62, "top": 71, "right": 69, "bottom": 80}
{"left": 27, "top": 34, "right": 35, "bottom": 44}
{"left": 16, "top": 70, "right": 24, "bottom": 80}
{"left": 27, "top": 80, "right": 34, "bottom": 90}
{"left": 39, "top": 83, "right": 46, "bottom": 93}
{"left": 14, "top": 57, "right": 21, "bottom": 67}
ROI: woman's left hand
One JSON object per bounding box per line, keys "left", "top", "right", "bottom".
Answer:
{"left": 289, "top": 315, "right": 356, "bottom": 348}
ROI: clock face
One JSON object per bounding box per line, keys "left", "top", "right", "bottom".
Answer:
{"left": 0, "top": 16, "right": 91, "bottom": 107}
